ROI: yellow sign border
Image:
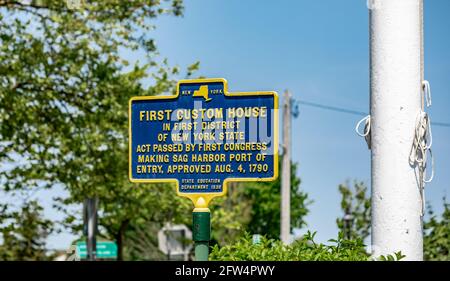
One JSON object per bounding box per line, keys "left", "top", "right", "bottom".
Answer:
{"left": 128, "top": 78, "right": 279, "bottom": 208}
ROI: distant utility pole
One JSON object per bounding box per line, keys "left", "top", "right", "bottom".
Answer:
{"left": 343, "top": 209, "right": 354, "bottom": 240}
{"left": 84, "top": 198, "right": 98, "bottom": 261}
{"left": 281, "top": 90, "right": 291, "bottom": 244}
{"left": 369, "top": 0, "right": 423, "bottom": 260}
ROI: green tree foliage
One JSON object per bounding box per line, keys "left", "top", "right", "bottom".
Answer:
{"left": 243, "top": 160, "right": 309, "bottom": 239}
{"left": 123, "top": 220, "right": 167, "bottom": 261}
{"left": 119, "top": 158, "right": 309, "bottom": 259}
{"left": 210, "top": 232, "right": 404, "bottom": 261}
{"left": 0, "top": 200, "right": 53, "bottom": 260}
{"left": 209, "top": 182, "right": 253, "bottom": 246}
{"left": 336, "top": 181, "right": 371, "bottom": 241}
{"left": 336, "top": 181, "right": 450, "bottom": 261}
{"left": 424, "top": 200, "right": 450, "bottom": 261}
{"left": 210, "top": 158, "right": 310, "bottom": 245}
{"left": 0, "top": 0, "right": 196, "bottom": 259}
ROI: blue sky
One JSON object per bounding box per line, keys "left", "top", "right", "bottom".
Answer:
{"left": 37, "top": 0, "right": 450, "bottom": 249}
{"left": 144, "top": 0, "right": 450, "bottom": 244}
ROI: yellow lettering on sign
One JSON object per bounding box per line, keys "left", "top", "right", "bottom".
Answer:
{"left": 173, "top": 154, "right": 188, "bottom": 163}
{"left": 136, "top": 144, "right": 151, "bottom": 152}
{"left": 137, "top": 155, "right": 169, "bottom": 163}
{"left": 229, "top": 153, "right": 252, "bottom": 162}
{"left": 215, "top": 164, "right": 231, "bottom": 173}
{"left": 168, "top": 164, "right": 212, "bottom": 174}
{"left": 175, "top": 108, "right": 223, "bottom": 120}
{"left": 136, "top": 165, "right": 163, "bottom": 174}
{"left": 191, "top": 154, "right": 226, "bottom": 163}
{"left": 171, "top": 133, "right": 190, "bottom": 142}
{"left": 227, "top": 107, "right": 267, "bottom": 118}
{"left": 139, "top": 110, "right": 173, "bottom": 121}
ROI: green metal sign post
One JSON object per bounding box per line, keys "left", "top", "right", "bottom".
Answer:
{"left": 193, "top": 210, "right": 211, "bottom": 261}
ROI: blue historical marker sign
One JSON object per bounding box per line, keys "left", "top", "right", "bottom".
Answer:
{"left": 129, "top": 78, "right": 278, "bottom": 204}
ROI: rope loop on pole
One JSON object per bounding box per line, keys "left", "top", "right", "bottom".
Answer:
{"left": 408, "top": 80, "right": 435, "bottom": 216}
{"left": 355, "top": 114, "right": 371, "bottom": 149}
{"left": 410, "top": 110, "right": 434, "bottom": 216}
{"left": 422, "top": 80, "right": 432, "bottom": 108}
{"left": 409, "top": 111, "right": 433, "bottom": 166}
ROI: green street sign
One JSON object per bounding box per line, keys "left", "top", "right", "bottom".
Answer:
{"left": 76, "top": 241, "right": 118, "bottom": 259}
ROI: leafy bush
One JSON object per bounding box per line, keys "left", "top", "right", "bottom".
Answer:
{"left": 210, "top": 232, "right": 404, "bottom": 261}
{"left": 424, "top": 201, "right": 450, "bottom": 261}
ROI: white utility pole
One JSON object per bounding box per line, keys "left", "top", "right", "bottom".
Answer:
{"left": 281, "top": 90, "right": 291, "bottom": 244}
{"left": 369, "top": 0, "right": 424, "bottom": 260}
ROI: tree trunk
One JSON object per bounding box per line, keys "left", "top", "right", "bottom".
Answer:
{"left": 116, "top": 220, "right": 129, "bottom": 261}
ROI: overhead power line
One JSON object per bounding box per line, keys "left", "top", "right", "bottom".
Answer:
{"left": 295, "top": 100, "right": 450, "bottom": 128}
{"left": 296, "top": 100, "right": 366, "bottom": 117}
{"left": 432, "top": 121, "right": 450, "bottom": 128}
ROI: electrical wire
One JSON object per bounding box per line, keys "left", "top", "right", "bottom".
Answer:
{"left": 295, "top": 100, "right": 450, "bottom": 128}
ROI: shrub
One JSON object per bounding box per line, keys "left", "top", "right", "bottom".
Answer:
{"left": 210, "top": 232, "right": 404, "bottom": 261}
